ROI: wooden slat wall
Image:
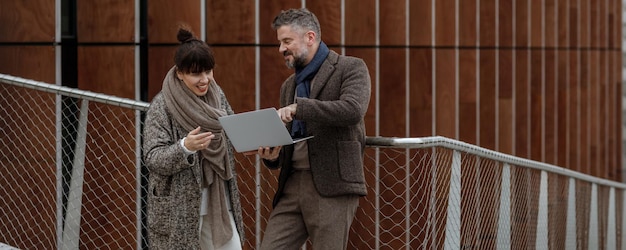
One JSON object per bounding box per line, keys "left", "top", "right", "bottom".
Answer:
{"left": 0, "top": 0, "right": 622, "bottom": 248}
{"left": 73, "top": 0, "right": 139, "bottom": 248}
{"left": 0, "top": 1, "right": 56, "bottom": 249}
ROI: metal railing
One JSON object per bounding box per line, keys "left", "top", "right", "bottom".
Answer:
{"left": 1, "top": 73, "right": 625, "bottom": 249}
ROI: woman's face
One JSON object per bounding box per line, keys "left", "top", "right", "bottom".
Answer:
{"left": 177, "top": 70, "right": 214, "bottom": 96}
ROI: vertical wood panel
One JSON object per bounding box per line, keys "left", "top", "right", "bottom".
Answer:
{"left": 0, "top": 46, "right": 55, "bottom": 82}
{"left": 599, "top": 0, "right": 608, "bottom": 49}
{"left": 206, "top": 0, "right": 255, "bottom": 44}
{"left": 148, "top": 0, "right": 201, "bottom": 43}
{"left": 476, "top": 164, "right": 502, "bottom": 249}
{"left": 410, "top": 0, "right": 433, "bottom": 46}
{"left": 589, "top": 0, "right": 599, "bottom": 48}
{"left": 499, "top": 0, "right": 513, "bottom": 47}
{"left": 0, "top": 46, "right": 56, "bottom": 249}
{"left": 379, "top": 48, "right": 406, "bottom": 136}
{"left": 306, "top": 1, "right": 342, "bottom": 45}
{"left": 461, "top": 156, "right": 478, "bottom": 248}
{"left": 545, "top": 50, "right": 557, "bottom": 165}
{"left": 259, "top": 0, "right": 301, "bottom": 45}
{"left": 82, "top": 104, "right": 138, "bottom": 249}
{"left": 616, "top": 51, "right": 623, "bottom": 182}
{"left": 515, "top": 49, "right": 530, "bottom": 159}
{"left": 557, "top": 0, "right": 569, "bottom": 48}
{"left": 77, "top": 46, "right": 137, "bottom": 248}
{"left": 530, "top": 50, "right": 543, "bottom": 162}
{"left": 0, "top": 1, "right": 55, "bottom": 42}
{"left": 569, "top": 0, "right": 579, "bottom": 48}
{"left": 459, "top": 50, "right": 477, "bottom": 144}
{"left": 379, "top": 147, "right": 407, "bottom": 249}
{"left": 479, "top": 0, "right": 497, "bottom": 47}
{"left": 259, "top": 47, "right": 290, "bottom": 109}
{"left": 611, "top": 50, "right": 622, "bottom": 180}
{"left": 344, "top": 0, "right": 376, "bottom": 46}
{"left": 569, "top": 50, "right": 580, "bottom": 172}
{"left": 511, "top": 169, "right": 542, "bottom": 248}
{"left": 575, "top": 182, "right": 592, "bottom": 248}
{"left": 410, "top": 49, "right": 433, "bottom": 137}
{"left": 617, "top": 50, "right": 623, "bottom": 182}
{"left": 557, "top": 50, "right": 569, "bottom": 168}
{"left": 499, "top": 50, "right": 513, "bottom": 154}
{"left": 598, "top": 49, "right": 604, "bottom": 179}
{"left": 459, "top": 0, "right": 477, "bottom": 47}
{"left": 545, "top": 0, "right": 557, "bottom": 47}
{"left": 497, "top": 1, "right": 515, "bottom": 154}
{"left": 435, "top": 0, "right": 456, "bottom": 46}
{"left": 580, "top": 50, "right": 589, "bottom": 175}
{"left": 147, "top": 46, "right": 176, "bottom": 101}
{"left": 589, "top": 51, "right": 601, "bottom": 177}
{"left": 547, "top": 175, "right": 569, "bottom": 249}
{"left": 435, "top": 49, "right": 456, "bottom": 138}
{"left": 379, "top": 0, "right": 406, "bottom": 46}
{"left": 530, "top": 0, "right": 543, "bottom": 47}
{"left": 479, "top": 50, "right": 496, "bottom": 149}
{"left": 516, "top": 0, "right": 530, "bottom": 47}
{"left": 78, "top": 0, "right": 134, "bottom": 43}
{"left": 78, "top": 47, "right": 135, "bottom": 98}
{"left": 212, "top": 47, "right": 256, "bottom": 113}
{"left": 580, "top": 0, "right": 590, "bottom": 48}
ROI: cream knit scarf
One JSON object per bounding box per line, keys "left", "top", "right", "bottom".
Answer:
{"left": 162, "top": 66, "right": 234, "bottom": 247}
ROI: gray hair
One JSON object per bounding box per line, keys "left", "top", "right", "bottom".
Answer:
{"left": 271, "top": 8, "right": 321, "bottom": 42}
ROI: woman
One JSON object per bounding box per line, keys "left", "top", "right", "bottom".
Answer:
{"left": 143, "top": 26, "right": 244, "bottom": 250}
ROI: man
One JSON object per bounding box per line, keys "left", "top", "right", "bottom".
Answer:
{"left": 255, "top": 7, "right": 371, "bottom": 250}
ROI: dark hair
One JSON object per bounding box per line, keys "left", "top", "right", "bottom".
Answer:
{"left": 271, "top": 8, "right": 321, "bottom": 42}
{"left": 174, "top": 26, "right": 215, "bottom": 74}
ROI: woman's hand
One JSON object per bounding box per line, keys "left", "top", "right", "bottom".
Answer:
{"left": 185, "top": 126, "right": 215, "bottom": 151}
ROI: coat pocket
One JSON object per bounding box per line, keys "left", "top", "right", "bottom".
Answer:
{"left": 148, "top": 192, "right": 172, "bottom": 236}
{"left": 337, "top": 141, "right": 365, "bottom": 183}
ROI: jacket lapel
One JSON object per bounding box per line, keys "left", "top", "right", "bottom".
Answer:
{"left": 310, "top": 51, "right": 337, "bottom": 99}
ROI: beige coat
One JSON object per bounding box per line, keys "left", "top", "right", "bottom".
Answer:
{"left": 143, "top": 86, "right": 244, "bottom": 249}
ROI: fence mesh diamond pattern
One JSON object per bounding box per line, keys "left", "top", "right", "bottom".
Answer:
{"left": 1, "top": 76, "right": 625, "bottom": 249}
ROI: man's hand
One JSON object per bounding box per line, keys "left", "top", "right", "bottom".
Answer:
{"left": 277, "top": 104, "right": 297, "bottom": 123}
{"left": 243, "top": 146, "right": 282, "bottom": 161}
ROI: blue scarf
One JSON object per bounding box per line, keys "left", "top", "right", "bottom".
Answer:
{"left": 291, "top": 41, "right": 329, "bottom": 138}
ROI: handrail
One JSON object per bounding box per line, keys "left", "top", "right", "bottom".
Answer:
{"left": 367, "top": 136, "right": 626, "bottom": 189}
{"left": 0, "top": 73, "right": 150, "bottom": 111}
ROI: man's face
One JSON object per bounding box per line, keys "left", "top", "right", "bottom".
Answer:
{"left": 276, "top": 25, "right": 310, "bottom": 69}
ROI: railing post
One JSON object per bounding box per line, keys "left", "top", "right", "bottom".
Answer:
{"left": 607, "top": 187, "right": 616, "bottom": 250}
{"left": 565, "top": 178, "right": 577, "bottom": 249}
{"left": 496, "top": 163, "right": 511, "bottom": 249}
{"left": 444, "top": 150, "right": 461, "bottom": 249}
{"left": 535, "top": 171, "right": 548, "bottom": 249}
{"left": 60, "top": 100, "right": 89, "bottom": 250}
{"left": 588, "top": 184, "right": 599, "bottom": 249}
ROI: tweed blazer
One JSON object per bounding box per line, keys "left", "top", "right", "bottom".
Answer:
{"left": 142, "top": 85, "right": 244, "bottom": 249}
{"left": 264, "top": 50, "right": 371, "bottom": 207}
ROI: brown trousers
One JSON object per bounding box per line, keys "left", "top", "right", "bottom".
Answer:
{"left": 260, "top": 170, "right": 359, "bottom": 250}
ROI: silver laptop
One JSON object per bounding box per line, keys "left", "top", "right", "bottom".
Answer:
{"left": 218, "top": 108, "right": 313, "bottom": 152}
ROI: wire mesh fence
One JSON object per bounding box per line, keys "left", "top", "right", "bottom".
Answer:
{"left": 1, "top": 73, "right": 626, "bottom": 249}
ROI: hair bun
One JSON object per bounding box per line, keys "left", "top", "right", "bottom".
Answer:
{"left": 176, "top": 27, "right": 196, "bottom": 43}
